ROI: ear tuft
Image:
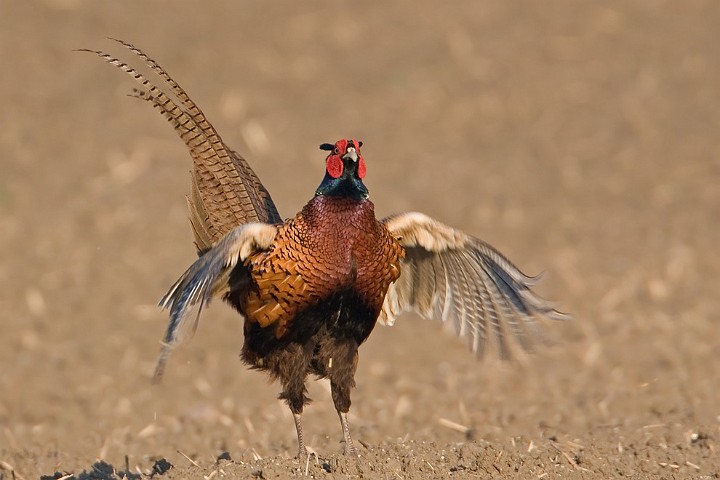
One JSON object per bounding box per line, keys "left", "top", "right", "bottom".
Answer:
{"left": 319, "top": 143, "right": 334, "bottom": 151}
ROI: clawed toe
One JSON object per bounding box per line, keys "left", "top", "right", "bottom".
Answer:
{"left": 343, "top": 441, "right": 359, "bottom": 456}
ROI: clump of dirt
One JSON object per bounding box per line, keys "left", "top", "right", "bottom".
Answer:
{"left": 45, "top": 432, "right": 716, "bottom": 479}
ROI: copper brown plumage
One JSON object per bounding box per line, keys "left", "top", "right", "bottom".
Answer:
{"left": 86, "top": 40, "right": 569, "bottom": 457}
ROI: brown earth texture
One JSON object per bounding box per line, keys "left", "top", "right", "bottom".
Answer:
{"left": 1, "top": 1, "right": 719, "bottom": 479}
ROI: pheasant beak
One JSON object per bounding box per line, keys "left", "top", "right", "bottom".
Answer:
{"left": 342, "top": 147, "right": 358, "bottom": 163}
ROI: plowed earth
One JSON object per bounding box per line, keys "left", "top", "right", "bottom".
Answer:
{"left": 1, "top": 1, "right": 718, "bottom": 478}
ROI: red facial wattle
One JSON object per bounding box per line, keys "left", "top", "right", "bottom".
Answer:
{"left": 326, "top": 155, "right": 344, "bottom": 178}
{"left": 325, "top": 138, "right": 365, "bottom": 179}
{"left": 357, "top": 159, "right": 366, "bottom": 179}
{"left": 352, "top": 138, "right": 366, "bottom": 179}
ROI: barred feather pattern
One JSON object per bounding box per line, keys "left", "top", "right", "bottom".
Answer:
{"left": 79, "top": 39, "right": 281, "bottom": 253}
{"left": 380, "top": 212, "right": 568, "bottom": 359}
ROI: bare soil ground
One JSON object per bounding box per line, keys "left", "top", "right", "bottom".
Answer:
{"left": 1, "top": 1, "right": 719, "bottom": 478}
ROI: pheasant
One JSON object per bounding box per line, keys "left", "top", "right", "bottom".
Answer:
{"left": 85, "top": 40, "right": 568, "bottom": 457}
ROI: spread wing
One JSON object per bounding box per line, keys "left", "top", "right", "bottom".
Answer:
{"left": 80, "top": 39, "right": 282, "bottom": 253}
{"left": 154, "top": 223, "right": 277, "bottom": 381}
{"left": 381, "top": 212, "right": 568, "bottom": 359}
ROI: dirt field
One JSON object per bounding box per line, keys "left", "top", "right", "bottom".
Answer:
{"left": 1, "top": 1, "right": 719, "bottom": 478}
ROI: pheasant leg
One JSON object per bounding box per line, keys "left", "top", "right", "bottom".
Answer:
{"left": 293, "top": 413, "right": 308, "bottom": 457}
{"left": 337, "top": 410, "right": 357, "bottom": 456}
{"left": 327, "top": 343, "right": 360, "bottom": 455}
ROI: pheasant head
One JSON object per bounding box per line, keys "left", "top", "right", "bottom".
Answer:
{"left": 315, "top": 139, "right": 368, "bottom": 200}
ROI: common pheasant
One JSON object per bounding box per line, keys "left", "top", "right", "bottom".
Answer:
{"left": 85, "top": 40, "right": 568, "bottom": 457}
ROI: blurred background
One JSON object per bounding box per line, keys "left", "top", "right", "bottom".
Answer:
{"left": 1, "top": 0, "right": 718, "bottom": 477}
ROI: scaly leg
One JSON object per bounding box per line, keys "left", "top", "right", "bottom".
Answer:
{"left": 293, "top": 412, "right": 308, "bottom": 457}
{"left": 337, "top": 410, "right": 357, "bottom": 456}
{"left": 329, "top": 344, "right": 360, "bottom": 456}
{"left": 272, "top": 343, "right": 312, "bottom": 457}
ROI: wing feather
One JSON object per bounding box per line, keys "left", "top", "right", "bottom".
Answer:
{"left": 382, "top": 212, "right": 568, "bottom": 358}
{"left": 154, "top": 222, "right": 277, "bottom": 381}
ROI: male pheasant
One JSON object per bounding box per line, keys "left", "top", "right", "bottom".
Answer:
{"left": 85, "top": 40, "right": 568, "bottom": 456}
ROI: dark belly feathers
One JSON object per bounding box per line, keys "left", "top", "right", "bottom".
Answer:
{"left": 241, "top": 290, "right": 379, "bottom": 375}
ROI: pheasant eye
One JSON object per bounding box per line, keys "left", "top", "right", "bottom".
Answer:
{"left": 334, "top": 147, "right": 340, "bottom": 155}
